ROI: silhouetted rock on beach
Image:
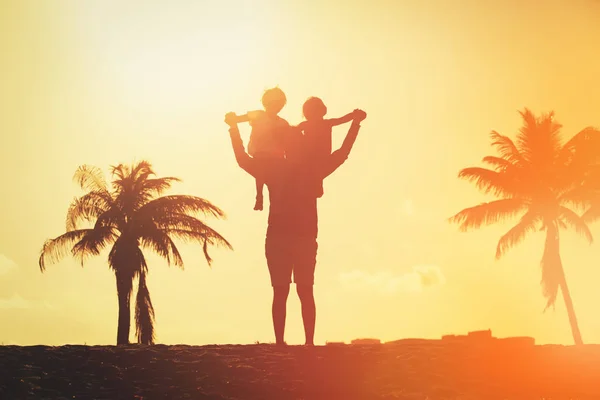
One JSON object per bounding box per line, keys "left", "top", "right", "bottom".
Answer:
{"left": 351, "top": 338, "right": 381, "bottom": 345}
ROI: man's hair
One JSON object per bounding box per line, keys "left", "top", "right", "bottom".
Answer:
{"left": 261, "top": 87, "right": 287, "bottom": 114}
{"left": 302, "top": 97, "right": 327, "bottom": 121}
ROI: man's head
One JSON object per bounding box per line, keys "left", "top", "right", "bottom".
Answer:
{"left": 302, "top": 97, "right": 327, "bottom": 121}
{"left": 262, "top": 87, "right": 287, "bottom": 115}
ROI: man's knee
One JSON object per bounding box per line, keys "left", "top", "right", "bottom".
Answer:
{"left": 296, "top": 284, "right": 313, "bottom": 301}
{"left": 273, "top": 284, "right": 290, "bottom": 300}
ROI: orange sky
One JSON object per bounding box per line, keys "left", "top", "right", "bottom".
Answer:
{"left": 2, "top": 0, "right": 600, "bottom": 346}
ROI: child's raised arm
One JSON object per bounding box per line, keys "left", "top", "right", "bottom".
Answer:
{"left": 235, "top": 114, "right": 251, "bottom": 123}
{"left": 321, "top": 109, "right": 367, "bottom": 178}
{"left": 233, "top": 110, "right": 263, "bottom": 124}
{"left": 327, "top": 110, "right": 358, "bottom": 127}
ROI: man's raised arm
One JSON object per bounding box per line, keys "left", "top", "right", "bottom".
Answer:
{"left": 225, "top": 112, "right": 259, "bottom": 177}
{"left": 321, "top": 110, "right": 366, "bottom": 178}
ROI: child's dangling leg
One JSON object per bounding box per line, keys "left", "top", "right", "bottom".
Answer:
{"left": 254, "top": 178, "right": 264, "bottom": 211}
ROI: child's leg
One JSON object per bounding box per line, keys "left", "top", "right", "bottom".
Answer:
{"left": 254, "top": 178, "right": 264, "bottom": 211}
{"left": 317, "top": 179, "right": 324, "bottom": 198}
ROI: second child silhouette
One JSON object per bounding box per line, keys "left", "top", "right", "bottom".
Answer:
{"left": 298, "top": 97, "right": 358, "bottom": 197}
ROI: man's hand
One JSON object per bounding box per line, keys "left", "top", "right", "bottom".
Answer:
{"left": 353, "top": 109, "right": 367, "bottom": 123}
{"left": 224, "top": 112, "right": 238, "bottom": 128}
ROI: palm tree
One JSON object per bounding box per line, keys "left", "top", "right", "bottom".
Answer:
{"left": 39, "top": 161, "right": 232, "bottom": 345}
{"left": 449, "top": 108, "right": 600, "bottom": 346}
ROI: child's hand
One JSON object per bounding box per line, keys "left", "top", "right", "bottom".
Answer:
{"left": 224, "top": 112, "right": 238, "bottom": 127}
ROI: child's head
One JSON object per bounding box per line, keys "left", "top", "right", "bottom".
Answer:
{"left": 261, "top": 87, "right": 287, "bottom": 115}
{"left": 302, "top": 97, "right": 327, "bottom": 121}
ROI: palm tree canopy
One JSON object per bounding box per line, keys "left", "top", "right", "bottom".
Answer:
{"left": 449, "top": 109, "right": 600, "bottom": 308}
{"left": 450, "top": 109, "right": 600, "bottom": 238}
{"left": 40, "top": 161, "right": 232, "bottom": 272}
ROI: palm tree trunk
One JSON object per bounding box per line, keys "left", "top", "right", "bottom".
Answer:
{"left": 116, "top": 273, "right": 132, "bottom": 345}
{"left": 544, "top": 225, "right": 583, "bottom": 346}
{"left": 559, "top": 268, "right": 583, "bottom": 346}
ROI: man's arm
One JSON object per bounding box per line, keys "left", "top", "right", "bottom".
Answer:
{"left": 320, "top": 117, "right": 363, "bottom": 178}
{"left": 225, "top": 113, "right": 259, "bottom": 177}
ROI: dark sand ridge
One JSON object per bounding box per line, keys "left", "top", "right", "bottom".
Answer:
{"left": 2, "top": 331, "right": 599, "bottom": 400}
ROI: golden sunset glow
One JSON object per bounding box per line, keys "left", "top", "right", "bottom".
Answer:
{"left": 2, "top": 0, "right": 600, "bottom": 348}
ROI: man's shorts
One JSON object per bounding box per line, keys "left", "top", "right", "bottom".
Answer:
{"left": 265, "top": 234, "right": 318, "bottom": 287}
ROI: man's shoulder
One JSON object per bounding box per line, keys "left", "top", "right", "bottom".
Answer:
{"left": 275, "top": 116, "right": 290, "bottom": 127}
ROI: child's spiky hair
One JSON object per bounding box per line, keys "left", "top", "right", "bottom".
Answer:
{"left": 302, "top": 97, "right": 327, "bottom": 120}
{"left": 261, "top": 87, "right": 287, "bottom": 111}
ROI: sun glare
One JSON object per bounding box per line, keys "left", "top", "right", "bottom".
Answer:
{"left": 75, "top": 1, "right": 270, "bottom": 111}
{"left": 121, "top": 30, "right": 265, "bottom": 110}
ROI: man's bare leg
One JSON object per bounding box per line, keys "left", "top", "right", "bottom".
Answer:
{"left": 297, "top": 285, "right": 316, "bottom": 346}
{"left": 272, "top": 285, "right": 290, "bottom": 345}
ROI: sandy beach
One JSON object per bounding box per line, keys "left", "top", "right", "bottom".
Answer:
{"left": 1, "top": 340, "right": 599, "bottom": 399}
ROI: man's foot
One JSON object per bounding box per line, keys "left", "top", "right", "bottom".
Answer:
{"left": 275, "top": 341, "right": 287, "bottom": 347}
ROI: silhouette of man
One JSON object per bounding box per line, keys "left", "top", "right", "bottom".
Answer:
{"left": 225, "top": 109, "right": 366, "bottom": 345}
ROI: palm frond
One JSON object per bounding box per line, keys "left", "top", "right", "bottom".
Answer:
{"left": 489, "top": 131, "right": 524, "bottom": 165}
{"left": 110, "top": 162, "right": 182, "bottom": 215}
{"left": 130, "top": 160, "right": 155, "bottom": 181}
{"left": 168, "top": 228, "right": 232, "bottom": 266}
{"left": 135, "top": 271, "right": 155, "bottom": 345}
{"left": 202, "top": 240, "right": 212, "bottom": 265}
{"left": 139, "top": 229, "right": 184, "bottom": 268}
{"left": 110, "top": 163, "right": 130, "bottom": 181}
{"left": 457, "top": 167, "right": 518, "bottom": 197}
{"left": 556, "top": 129, "right": 600, "bottom": 208}
{"left": 540, "top": 226, "right": 562, "bottom": 311}
{"left": 138, "top": 195, "right": 227, "bottom": 220}
{"left": 515, "top": 108, "right": 538, "bottom": 160}
{"left": 73, "top": 165, "right": 109, "bottom": 193}
{"left": 134, "top": 177, "right": 182, "bottom": 211}
{"left": 151, "top": 212, "right": 233, "bottom": 259}
{"left": 141, "top": 177, "right": 180, "bottom": 197}
{"left": 112, "top": 161, "right": 154, "bottom": 191}
{"left": 556, "top": 219, "right": 567, "bottom": 230}
{"left": 516, "top": 109, "right": 563, "bottom": 166}
{"left": 558, "top": 184, "right": 593, "bottom": 211}
{"left": 582, "top": 202, "right": 600, "bottom": 224}
{"left": 152, "top": 213, "right": 231, "bottom": 245}
{"left": 39, "top": 229, "right": 93, "bottom": 271}
{"left": 449, "top": 198, "right": 529, "bottom": 232}
{"left": 495, "top": 212, "right": 541, "bottom": 259}
{"left": 558, "top": 126, "right": 600, "bottom": 167}
{"left": 481, "top": 156, "right": 513, "bottom": 171}
{"left": 71, "top": 226, "right": 119, "bottom": 266}
{"left": 558, "top": 207, "right": 592, "bottom": 244}
{"left": 66, "top": 191, "right": 113, "bottom": 231}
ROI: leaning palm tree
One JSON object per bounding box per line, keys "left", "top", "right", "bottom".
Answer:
{"left": 39, "top": 161, "right": 232, "bottom": 345}
{"left": 449, "top": 108, "right": 600, "bottom": 346}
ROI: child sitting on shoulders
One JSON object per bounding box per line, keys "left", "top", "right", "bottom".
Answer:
{"left": 298, "top": 97, "right": 359, "bottom": 196}
{"left": 232, "top": 87, "right": 289, "bottom": 211}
